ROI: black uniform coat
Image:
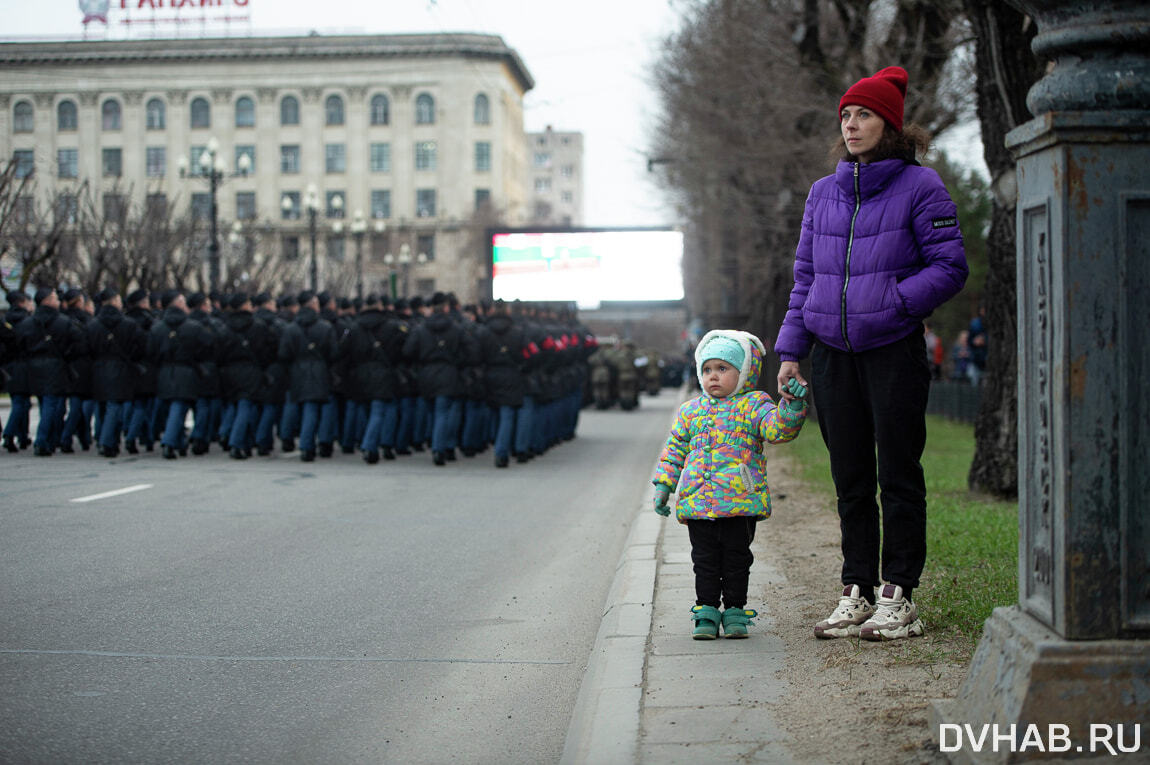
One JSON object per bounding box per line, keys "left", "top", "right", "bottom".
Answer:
{"left": 2, "top": 306, "right": 31, "bottom": 395}
{"left": 16, "top": 305, "right": 84, "bottom": 397}
{"left": 88, "top": 304, "right": 146, "bottom": 402}
{"left": 346, "top": 309, "right": 407, "bottom": 402}
{"left": 124, "top": 305, "right": 158, "bottom": 397}
{"left": 254, "top": 306, "right": 289, "bottom": 405}
{"left": 403, "top": 311, "right": 463, "bottom": 399}
{"left": 278, "top": 308, "right": 337, "bottom": 403}
{"left": 60, "top": 306, "right": 93, "bottom": 398}
{"left": 188, "top": 308, "right": 224, "bottom": 398}
{"left": 477, "top": 314, "right": 528, "bottom": 408}
{"left": 219, "top": 310, "right": 275, "bottom": 401}
{"left": 149, "top": 307, "right": 211, "bottom": 402}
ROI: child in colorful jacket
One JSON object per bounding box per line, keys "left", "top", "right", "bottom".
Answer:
{"left": 653, "top": 329, "right": 808, "bottom": 639}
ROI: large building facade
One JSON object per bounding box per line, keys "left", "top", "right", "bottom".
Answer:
{"left": 526, "top": 126, "right": 584, "bottom": 226}
{"left": 0, "top": 33, "right": 534, "bottom": 301}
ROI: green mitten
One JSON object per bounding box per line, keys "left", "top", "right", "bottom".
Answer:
{"left": 784, "top": 378, "right": 808, "bottom": 412}
{"left": 653, "top": 485, "right": 671, "bottom": 517}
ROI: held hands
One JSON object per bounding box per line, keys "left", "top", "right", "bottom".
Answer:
{"left": 783, "top": 378, "right": 809, "bottom": 412}
{"left": 777, "top": 361, "right": 810, "bottom": 409}
{"left": 653, "top": 485, "right": 671, "bottom": 517}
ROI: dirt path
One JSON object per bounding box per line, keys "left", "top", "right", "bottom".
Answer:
{"left": 760, "top": 451, "right": 967, "bottom": 764}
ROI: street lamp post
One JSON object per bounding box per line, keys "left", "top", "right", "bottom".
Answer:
{"left": 178, "top": 136, "right": 249, "bottom": 294}
{"left": 397, "top": 243, "right": 412, "bottom": 298}
{"left": 351, "top": 209, "right": 367, "bottom": 300}
{"left": 305, "top": 183, "right": 320, "bottom": 291}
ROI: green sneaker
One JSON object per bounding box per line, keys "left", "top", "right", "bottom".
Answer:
{"left": 721, "top": 608, "right": 757, "bottom": 639}
{"left": 690, "top": 605, "right": 721, "bottom": 640}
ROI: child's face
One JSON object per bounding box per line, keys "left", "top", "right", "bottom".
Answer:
{"left": 700, "top": 358, "right": 740, "bottom": 399}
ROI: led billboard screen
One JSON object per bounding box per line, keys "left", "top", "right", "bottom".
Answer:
{"left": 490, "top": 228, "right": 684, "bottom": 308}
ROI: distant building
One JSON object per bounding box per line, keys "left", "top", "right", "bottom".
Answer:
{"left": 0, "top": 33, "right": 534, "bottom": 301}
{"left": 526, "top": 126, "right": 583, "bottom": 226}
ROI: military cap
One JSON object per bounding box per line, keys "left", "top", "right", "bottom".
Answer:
{"left": 279, "top": 294, "right": 298, "bottom": 308}
{"left": 126, "top": 289, "right": 148, "bottom": 306}
{"left": 34, "top": 287, "right": 55, "bottom": 304}
{"left": 254, "top": 292, "right": 272, "bottom": 306}
{"left": 229, "top": 292, "right": 250, "bottom": 310}
{"left": 363, "top": 293, "right": 381, "bottom": 307}
{"left": 6, "top": 289, "right": 29, "bottom": 305}
{"left": 187, "top": 291, "right": 207, "bottom": 309}
{"left": 62, "top": 287, "right": 84, "bottom": 303}
{"left": 297, "top": 290, "right": 316, "bottom": 306}
{"left": 429, "top": 291, "right": 448, "bottom": 307}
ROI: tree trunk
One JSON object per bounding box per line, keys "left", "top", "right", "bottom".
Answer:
{"left": 962, "top": 0, "right": 1044, "bottom": 497}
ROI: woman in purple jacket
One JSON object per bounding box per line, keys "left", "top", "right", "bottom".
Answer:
{"left": 774, "top": 66, "right": 968, "bottom": 641}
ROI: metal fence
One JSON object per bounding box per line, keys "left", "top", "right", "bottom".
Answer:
{"left": 926, "top": 380, "right": 982, "bottom": 423}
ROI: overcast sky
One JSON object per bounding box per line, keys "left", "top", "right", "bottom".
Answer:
{"left": 3, "top": 0, "right": 683, "bottom": 227}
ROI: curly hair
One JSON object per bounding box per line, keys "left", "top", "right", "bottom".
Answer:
{"left": 828, "top": 122, "right": 932, "bottom": 166}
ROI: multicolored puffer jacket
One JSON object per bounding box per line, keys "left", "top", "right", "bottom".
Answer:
{"left": 654, "top": 330, "right": 806, "bottom": 523}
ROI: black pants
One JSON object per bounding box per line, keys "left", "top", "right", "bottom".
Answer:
{"left": 811, "top": 328, "right": 930, "bottom": 596}
{"left": 687, "top": 517, "right": 757, "bottom": 609}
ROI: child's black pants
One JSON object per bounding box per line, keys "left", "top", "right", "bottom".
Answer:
{"left": 687, "top": 516, "right": 757, "bottom": 609}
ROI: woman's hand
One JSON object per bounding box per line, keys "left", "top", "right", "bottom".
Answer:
{"left": 777, "top": 361, "right": 808, "bottom": 403}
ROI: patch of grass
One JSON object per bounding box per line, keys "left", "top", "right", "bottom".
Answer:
{"left": 785, "top": 415, "right": 1018, "bottom": 654}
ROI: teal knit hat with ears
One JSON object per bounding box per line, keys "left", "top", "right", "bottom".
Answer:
{"left": 697, "top": 335, "right": 745, "bottom": 376}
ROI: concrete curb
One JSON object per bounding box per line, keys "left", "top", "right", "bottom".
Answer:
{"left": 560, "top": 393, "right": 683, "bottom": 765}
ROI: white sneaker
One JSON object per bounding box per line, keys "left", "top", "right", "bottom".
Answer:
{"left": 813, "top": 585, "right": 876, "bottom": 639}
{"left": 860, "top": 584, "right": 925, "bottom": 641}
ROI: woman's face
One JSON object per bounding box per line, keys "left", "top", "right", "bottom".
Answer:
{"left": 841, "top": 105, "right": 884, "bottom": 163}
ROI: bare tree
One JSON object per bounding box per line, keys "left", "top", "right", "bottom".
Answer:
{"left": 961, "top": 0, "right": 1043, "bottom": 497}
{"left": 0, "top": 162, "right": 81, "bottom": 291}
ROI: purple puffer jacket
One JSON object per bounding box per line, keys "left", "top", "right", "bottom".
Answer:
{"left": 774, "top": 159, "right": 968, "bottom": 360}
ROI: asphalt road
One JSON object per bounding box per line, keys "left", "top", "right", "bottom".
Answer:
{"left": 0, "top": 393, "right": 677, "bottom": 764}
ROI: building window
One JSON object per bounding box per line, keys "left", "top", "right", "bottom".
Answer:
{"left": 561, "top": 136, "right": 571, "bottom": 145}
{"left": 145, "top": 146, "right": 166, "bottom": 178}
{"left": 235, "top": 145, "right": 255, "bottom": 174}
{"left": 55, "top": 193, "right": 79, "bottom": 225}
{"left": 188, "top": 145, "right": 208, "bottom": 177}
{"left": 103, "top": 193, "right": 127, "bottom": 224}
{"left": 145, "top": 98, "right": 165, "bottom": 130}
{"left": 417, "top": 233, "right": 435, "bottom": 262}
{"left": 415, "top": 278, "right": 436, "bottom": 295}
{"left": 370, "top": 189, "right": 391, "bottom": 219}
{"left": 325, "top": 94, "right": 344, "bottom": 126}
{"left": 236, "top": 191, "right": 256, "bottom": 220}
{"left": 101, "top": 99, "right": 121, "bottom": 130}
{"left": 146, "top": 192, "right": 168, "bottom": 219}
{"left": 283, "top": 235, "right": 301, "bottom": 261}
{"left": 325, "top": 190, "right": 345, "bottom": 218}
{"left": 57, "top": 100, "right": 78, "bottom": 131}
{"left": 13, "top": 100, "right": 33, "bottom": 133}
{"left": 56, "top": 148, "right": 79, "bottom": 179}
{"left": 369, "top": 143, "right": 390, "bottom": 173}
{"left": 561, "top": 191, "right": 574, "bottom": 203}
{"left": 235, "top": 96, "right": 255, "bottom": 128}
{"left": 12, "top": 196, "right": 33, "bottom": 224}
{"left": 190, "top": 97, "right": 211, "bottom": 129}
{"left": 415, "top": 93, "right": 435, "bottom": 125}
{"left": 370, "top": 94, "right": 390, "bottom": 126}
{"left": 281, "top": 191, "right": 301, "bottom": 220}
{"left": 13, "top": 150, "right": 34, "bottom": 179}
{"left": 475, "top": 188, "right": 491, "bottom": 211}
{"left": 533, "top": 152, "right": 551, "bottom": 168}
{"left": 415, "top": 141, "right": 437, "bottom": 172}
{"left": 102, "top": 147, "right": 122, "bottom": 177}
{"left": 325, "top": 143, "right": 346, "bottom": 173}
{"left": 475, "top": 141, "right": 491, "bottom": 172}
{"left": 280, "top": 145, "right": 300, "bottom": 174}
{"left": 191, "top": 193, "right": 211, "bottom": 221}
{"left": 416, "top": 189, "right": 436, "bottom": 218}
{"left": 535, "top": 177, "right": 552, "bottom": 192}
{"left": 473, "top": 93, "right": 490, "bottom": 125}
{"left": 326, "top": 235, "right": 345, "bottom": 262}
{"left": 536, "top": 136, "right": 546, "bottom": 146}
{"left": 280, "top": 95, "right": 300, "bottom": 126}
{"left": 561, "top": 164, "right": 575, "bottom": 178}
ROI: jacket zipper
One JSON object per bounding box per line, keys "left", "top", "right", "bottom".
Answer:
{"left": 841, "top": 163, "right": 860, "bottom": 352}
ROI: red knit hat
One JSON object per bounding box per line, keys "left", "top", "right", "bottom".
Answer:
{"left": 839, "top": 66, "right": 908, "bottom": 132}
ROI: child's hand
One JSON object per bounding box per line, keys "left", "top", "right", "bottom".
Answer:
{"left": 653, "top": 485, "right": 671, "bottom": 517}
{"left": 783, "top": 378, "right": 808, "bottom": 411}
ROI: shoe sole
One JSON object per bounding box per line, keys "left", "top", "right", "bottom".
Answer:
{"left": 692, "top": 632, "right": 718, "bottom": 640}
{"left": 860, "top": 618, "right": 925, "bottom": 641}
{"left": 723, "top": 631, "right": 749, "bottom": 639}
{"left": 814, "top": 622, "right": 865, "bottom": 639}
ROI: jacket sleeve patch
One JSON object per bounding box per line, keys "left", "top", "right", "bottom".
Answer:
{"left": 931, "top": 216, "right": 958, "bottom": 229}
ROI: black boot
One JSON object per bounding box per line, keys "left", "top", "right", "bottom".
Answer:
{"left": 125, "top": 439, "right": 139, "bottom": 455}
{"left": 281, "top": 438, "right": 295, "bottom": 453}
{"left": 495, "top": 454, "right": 509, "bottom": 468}
{"left": 318, "top": 442, "right": 333, "bottom": 458}
{"left": 3, "top": 436, "right": 17, "bottom": 453}
{"left": 162, "top": 445, "right": 177, "bottom": 460}
{"left": 300, "top": 449, "right": 316, "bottom": 462}
{"left": 230, "top": 447, "right": 247, "bottom": 460}
{"left": 363, "top": 449, "right": 379, "bottom": 465}
{"left": 433, "top": 451, "right": 446, "bottom": 466}
{"left": 382, "top": 447, "right": 396, "bottom": 461}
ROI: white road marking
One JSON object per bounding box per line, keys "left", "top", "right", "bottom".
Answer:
{"left": 69, "top": 484, "right": 154, "bottom": 503}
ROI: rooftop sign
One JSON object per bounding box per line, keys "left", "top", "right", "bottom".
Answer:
{"left": 80, "top": 0, "right": 252, "bottom": 36}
